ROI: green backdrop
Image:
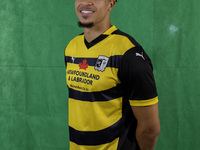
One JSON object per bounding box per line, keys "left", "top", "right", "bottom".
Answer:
{"left": 1, "top": 0, "right": 200, "bottom": 150}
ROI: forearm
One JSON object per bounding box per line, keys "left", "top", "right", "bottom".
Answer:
{"left": 136, "top": 126, "right": 160, "bottom": 150}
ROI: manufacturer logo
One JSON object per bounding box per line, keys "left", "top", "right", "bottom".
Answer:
{"left": 136, "top": 52, "right": 145, "bottom": 60}
{"left": 95, "top": 56, "right": 109, "bottom": 72}
{"left": 71, "top": 56, "right": 77, "bottom": 63}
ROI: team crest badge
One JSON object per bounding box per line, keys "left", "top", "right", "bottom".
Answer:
{"left": 95, "top": 56, "right": 109, "bottom": 72}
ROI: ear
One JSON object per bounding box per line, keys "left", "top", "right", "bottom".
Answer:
{"left": 108, "top": 0, "right": 116, "bottom": 11}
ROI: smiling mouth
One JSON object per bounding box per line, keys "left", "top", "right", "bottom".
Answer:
{"left": 80, "top": 10, "right": 94, "bottom": 14}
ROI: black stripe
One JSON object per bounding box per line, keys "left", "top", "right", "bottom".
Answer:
{"left": 65, "top": 57, "right": 96, "bottom": 66}
{"left": 65, "top": 56, "right": 70, "bottom": 64}
{"left": 69, "top": 118, "right": 122, "bottom": 145}
{"left": 68, "top": 84, "right": 122, "bottom": 102}
{"left": 65, "top": 55, "right": 122, "bottom": 69}
{"left": 107, "top": 55, "right": 122, "bottom": 69}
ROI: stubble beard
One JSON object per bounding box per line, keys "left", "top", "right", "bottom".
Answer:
{"left": 78, "top": 21, "right": 94, "bottom": 28}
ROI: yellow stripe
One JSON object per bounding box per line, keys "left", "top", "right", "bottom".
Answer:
{"left": 69, "top": 98, "right": 122, "bottom": 131}
{"left": 129, "top": 97, "right": 158, "bottom": 106}
{"left": 70, "top": 138, "right": 119, "bottom": 150}
{"left": 65, "top": 34, "right": 135, "bottom": 57}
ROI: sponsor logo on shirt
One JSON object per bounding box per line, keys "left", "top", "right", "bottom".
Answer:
{"left": 79, "top": 59, "right": 89, "bottom": 70}
{"left": 67, "top": 70, "right": 100, "bottom": 86}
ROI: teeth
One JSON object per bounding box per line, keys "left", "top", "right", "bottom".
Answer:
{"left": 81, "top": 10, "right": 93, "bottom": 14}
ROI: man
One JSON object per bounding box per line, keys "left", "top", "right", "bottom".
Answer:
{"left": 65, "top": 0, "right": 160, "bottom": 149}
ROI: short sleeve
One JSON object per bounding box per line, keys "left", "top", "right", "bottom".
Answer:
{"left": 118, "top": 46, "right": 158, "bottom": 106}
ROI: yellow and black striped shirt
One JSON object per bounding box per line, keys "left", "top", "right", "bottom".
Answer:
{"left": 65, "top": 25, "right": 158, "bottom": 150}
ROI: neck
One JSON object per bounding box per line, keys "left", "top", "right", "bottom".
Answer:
{"left": 83, "top": 21, "right": 112, "bottom": 43}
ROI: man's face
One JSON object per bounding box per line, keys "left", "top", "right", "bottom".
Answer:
{"left": 75, "top": 0, "right": 113, "bottom": 28}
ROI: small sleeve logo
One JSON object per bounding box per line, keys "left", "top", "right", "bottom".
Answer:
{"left": 136, "top": 52, "right": 145, "bottom": 60}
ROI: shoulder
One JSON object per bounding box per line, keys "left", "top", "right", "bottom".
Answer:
{"left": 119, "top": 46, "right": 153, "bottom": 77}
{"left": 65, "top": 33, "right": 84, "bottom": 51}
{"left": 111, "top": 29, "right": 140, "bottom": 47}
{"left": 115, "top": 30, "right": 153, "bottom": 77}
{"left": 67, "top": 33, "right": 84, "bottom": 46}
{"left": 111, "top": 29, "right": 151, "bottom": 68}
{"left": 109, "top": 29, "right": 142, "bottom": 56}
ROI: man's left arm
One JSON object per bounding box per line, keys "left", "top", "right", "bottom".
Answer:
{"left": 118, "top": 46, "right": 160, "bottom": 149}
{"left": 132, "top": 103, "right": 160, "bottom": 150}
